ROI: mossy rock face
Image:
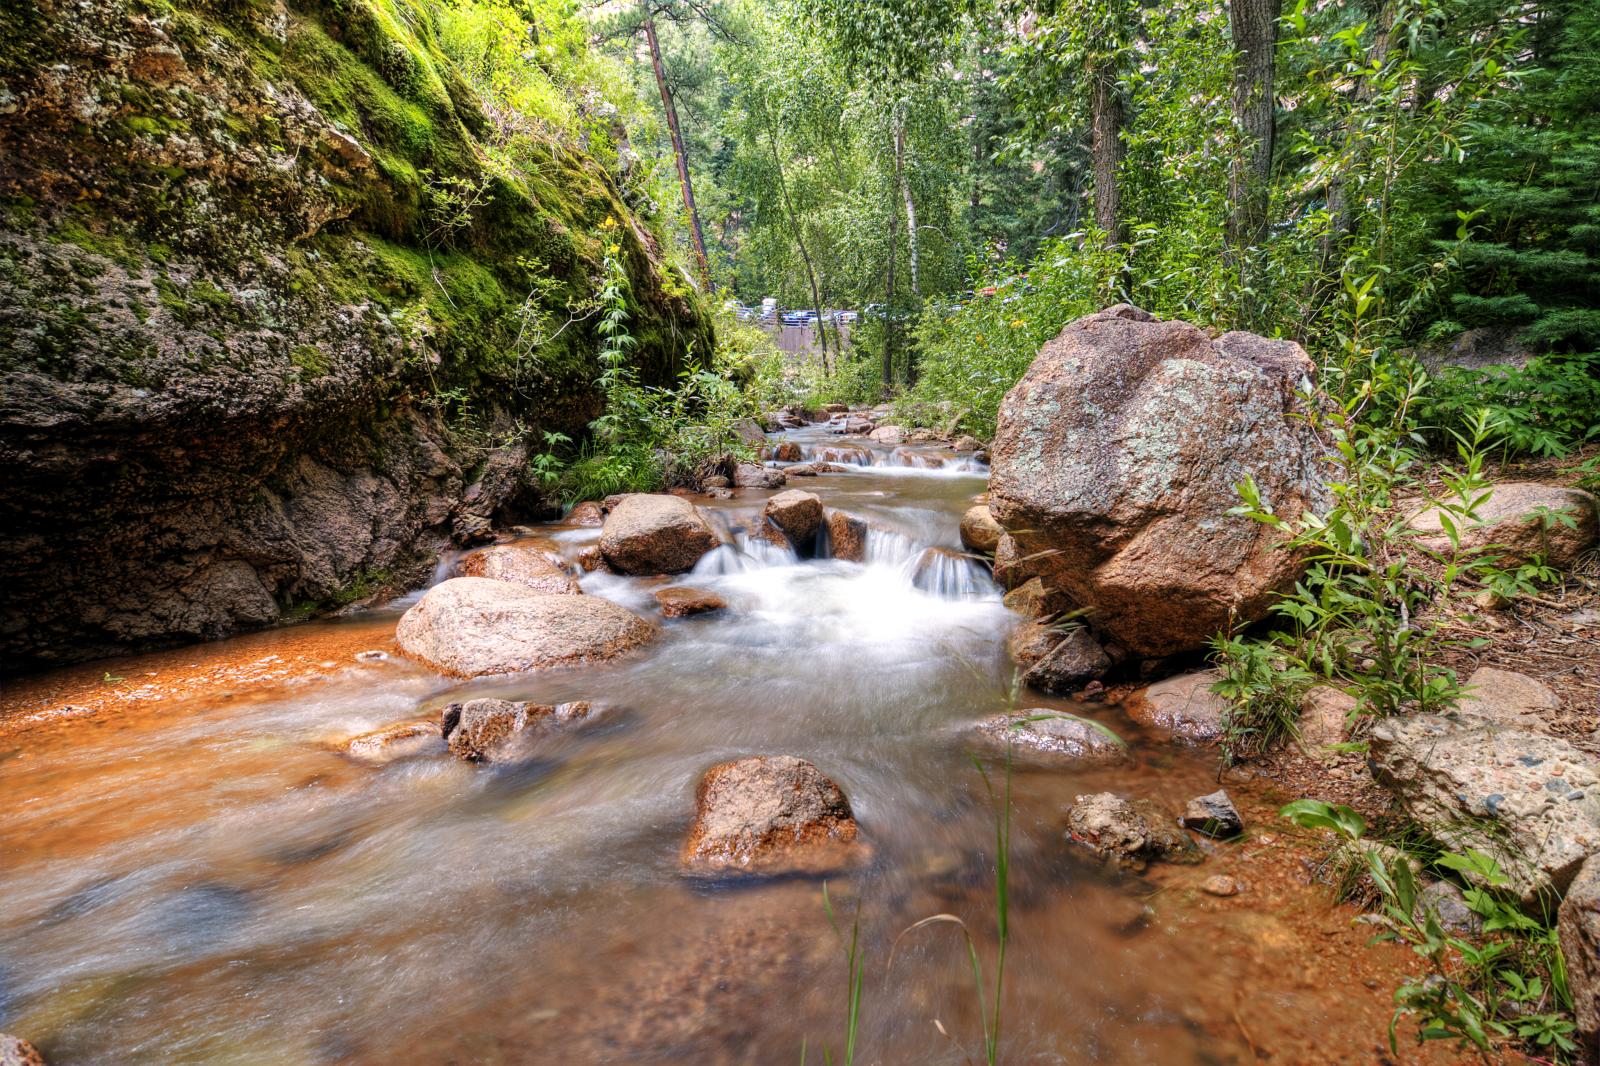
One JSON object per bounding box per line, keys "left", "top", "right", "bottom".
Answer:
{"left": 0, "top": 0, "right": 711, "bottom": 670}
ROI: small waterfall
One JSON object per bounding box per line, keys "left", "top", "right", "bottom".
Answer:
{"left": 690, "top": 526, "right": 798, "bottom": 576}
{"left": 904, "top": 546, "right": 999, "bottom": 601}
{"left": 793, "top": 441, "right": 987, "bottom": 473}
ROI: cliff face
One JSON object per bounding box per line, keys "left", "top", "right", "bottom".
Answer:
{"left": 0, "top": 0, "right": 712, "bottom": 671}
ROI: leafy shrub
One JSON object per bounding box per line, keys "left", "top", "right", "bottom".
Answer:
{"left": 1417, "top": 352, "right": 1600, "bottom": 457}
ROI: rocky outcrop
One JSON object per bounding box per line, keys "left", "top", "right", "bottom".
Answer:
{"left": 0, "top": 0, "right": 709, "bottom": 671}
{"left": 458, "top": 544, "right": 580, "bottom": 596}
{"left": 1125, "top": 671, "right": 1229, "bottom": 743}
{"left": 969, "top": 710, "right": 1127, "bottom": 765}
{"left": 654, "top": 587, "right": 727, "bottom": 618}
{"left": 682, "top": 755, "right": 860, "bottom": 877}
{"left": 441, "top": 697, "right": 595, "bottom": 763}
{"left": 1559, "top": 855, "right": 1600, "bottom": 1063}
{"left": 1409, "top": 482, "right": 1598, "bottom": 569}
{"left": 395, "top": 577, "right": 655, "bottom": 678}
{"left": 599, "top": 495, "right": 719, "bottom": 575}
{"left": 764, "top": 489, "right": 824, "bottom": 547}
{"left": 987, "top": 305, "right": 1328, "bottom": 657}
{"left": 1065, "top": 792, "right": 1199, "bottom": 870}
{"left": 1370, "top": 713, "right": 1600, "bottom": 907}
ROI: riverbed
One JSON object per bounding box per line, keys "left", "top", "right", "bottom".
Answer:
{"left": 0, "top": 427, "right": 1466, "bottom": 1064}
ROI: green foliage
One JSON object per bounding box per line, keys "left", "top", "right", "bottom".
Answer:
{"left": 1209, "top": 635, "right": 1315, "bottom": 765}
{"left": 1417, "top": 353, "right": 1600, "bottom": 457}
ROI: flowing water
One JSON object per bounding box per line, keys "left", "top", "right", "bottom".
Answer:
{"left": 0, "top": 426, "right": 1458, "bottom": 1064}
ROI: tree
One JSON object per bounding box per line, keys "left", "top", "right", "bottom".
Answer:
{"left": 639, "top": 0, "right": 712, "bottom": 282}
{"left": 1227, "top": 0, "right": 1281, "bottom": 248}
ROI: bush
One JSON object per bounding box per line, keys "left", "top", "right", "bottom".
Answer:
{"left": 1417, "top": 352, "right": 1600, "bottom": 457}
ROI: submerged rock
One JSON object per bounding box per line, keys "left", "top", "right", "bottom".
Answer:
{"left": 969, "top": 710, "right": 1128, "bottom": 765}
{"left": 1065, "top": 792, "right": 1199, "bottom": 870}
{"left": 1370, "top": 713, "right": 1600, "bottom": 906}
{"left": 1124, "top": 671, "right": 1229, "bottom": 744}
{"left": 1559, "top": 855, "right": 1600, "bottom": 1063}
{"left": 1409, "top": 481, "right": 1598, "bottom": 568}
{"left": 764, "top": 489, "right": 824, "bottom": 547}
{"left": 682, "top": 755, "right": 860, "bottom": 877}
{"left": 458, "top": 544, "right": 580, "bottom": 595}
{"left": 0, "top": 1035, "right": 45, "bottom": 1066}
{"left": 988, "top": 305, "right": 1329, "bottom": 657}
{"left": 1180, "top": 790, "right": 1243, "bottom": 838}
{"left": 396, "top": 577, "right": 655, "bottom": 678}
{"left": 654, "top": 587, "right": 728, "bottom": 618}
{"left": 342, "top": 720, "right": 445, "bottom": 765}
{"left": 599, "top": 494, "right": 720, "bottom": 575}
{"left": 960, "top": 505, "right": 1004, "bottom": 554}
{"left": 441, "top": 697, "right": 595, "bottom": 763}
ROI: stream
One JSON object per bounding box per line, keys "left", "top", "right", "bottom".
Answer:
{"left": 0, "top": 425, "right": 1452, "bottom": 1064}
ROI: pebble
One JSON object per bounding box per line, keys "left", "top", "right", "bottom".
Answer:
{"left": 1201, "top": 875, "right": 1241, "bottom": 897}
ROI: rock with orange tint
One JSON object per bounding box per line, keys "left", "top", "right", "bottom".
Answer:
{"left": 682, "top": 756, "right": 860, "bottom": 877}
{"left": 1065, "top": 792, "right": 1198, "bottom": 870}
{"left": 960, "top": 504, "right": 1004, "bottom": 554}
{"left": 566, "top": 501, "right": 605, "bottom": 527}
{"left": 654, "top": 587, "right": 727, "bottom": 618}
{"left": 396, "top": 577, "right": 655, "bottom": 678}
{"left": 1410, "top": 481, "right": 1597, "bottom": 569}
{"left": 988, "top": 305, "right": 1329, "bottom": 656}
{"left": 1124, "top": 670, "right": 1229, "bottom": 744}
{"left": 441, "top": 697, "right": 596, "bottom": 763}
{"left": 342, "top": 719, "right": 445, "bottom": 765}
{"left": 764, "top": 489, "right": 824, "bottom": 546}
{"left": 0, "top": 1034, "right": 45, "bottom": 1066}
{"left": 458, "top": 544, "right": 580, "bottom": 595}
{"left": 599, "top": 494, "right": 720, "bottom": 574}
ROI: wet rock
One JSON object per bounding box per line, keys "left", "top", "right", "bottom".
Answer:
{"left": 783, "top": 461, "right": 845, "bottom": 477}
{"left": 701, "top": 475, "right": 731, "bottom": 489}
{"left": 969, "top": 710, "right": 1128, "bottom": 765}
{"left": 733, "top": 418, "right": 767, "bottom": 448}
{"left": 396, "top": 577, "right": 655, "bottom": 678}
{"left": 1417, "top": 880, "right": 1481, "bottom": 937}
{"left": 1369, "top": 713, "right": 1600, "bottom": 906}
{"left": 823, "top": 510, "right": 870, "bottom": 562}
{"left": 566, "top": 501, "right": 605, "bottom": 527}
{"left": 1001, "top": 577, "right": 1074, "bottom": 621}
{"left": 1457, "top": 667, "right": 1562, "bottom": 731}
{"left": 458, "top": 544, "right": 581, "bottom": 595}
{"left": 601, "top": 494, "right": 631, "bottom": 513}
{"left": 342, "top": 719, "right": 445, "bottom": 765}
{"left": 821, "top": 403, "right": 849, "bottom": 415}
{"left": 906, "top": 427, "right": 942, "bottom": 444}
{"left": 1065, "top": 792, "right": 1199, "bottom": 870}
{"left": 988, "top": 305, "right": 1329, "bottom": 657}
{"left": 840, "top": 416, "right": 876, "bottom": 435}
{"left": 869, "top": 424, "right": 904, "bottom": 444}
{"left": 1023, "top": 628, "right": 1110, "bottom": 694}
{"left": 441, "top": 698, "right": 595, "bottom": 763}
{"left": 682, "top": 755, "right": 860, "bottom": 877}
{"left": 764, "top": 489, "right": 824, "bottom": 547}
{"left": 890, "top": 447, "right": 944, "bottom": 469}
{"left": 1559, "top": 854, "right": 1600, "bottom": 1062}
{"left": 732, "top": 463, "right": 787, "bottom": 489}
{"left": 1124, "top": 671, "right": 1229, "bottom": 744}
{"left": 953, "top": 434, "right": 984, "bottom": 452}
{"left": 599, "top": 494, "right": 720, "bottom": 574}
{"left": 0, "top": 1034, "right": 45, "bottom": 1066}
{"left": 654, "top": 587, "right": 727, "bottom": 618}
{"left": 960, "top": 504, "right": 1004, "bottom": 555}
{"left": 992, "top": 532, "right": 1046, "bottom": 590}
{"left": 1410, "top": 481, "right": 1598, "bottom": 569}
{"left": 1298, "top": 685, "right": 1356, "bottom": 759}
{"left": 1200, "top": 875, "right": 1241, "bottom": 897}
{"left": 771, "top": 441, "right": 803, "bottom": 462}
{"left": 1180, "top": 790, "right": 1243, "bottom": 838}
{"left": 811, "top": 444, "right": 873, "bottom": 466}
{"left": 576, "top": 545, "right": 613, "bottom": 574}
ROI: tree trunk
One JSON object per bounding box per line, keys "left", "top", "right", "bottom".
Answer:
{"left": 641, "top": 1, "right": 711, "bottom": 284}
{"left": 884, "top": 167, "right": 899, "bottom": 388}
{"left": 762, "top": 109, "right": 829, "bottom": 371}
{"left": 1322, "top": 0, "right": 1395, "bottom": 270}
{"left": 1088, "top": 56, "right": 1125, "bottom": 247}
{"left": 1227, "top": 0, "right": 1280, "bottom": 250}
{"left": 896, "top": 119, "right": 920, "bottom": 302}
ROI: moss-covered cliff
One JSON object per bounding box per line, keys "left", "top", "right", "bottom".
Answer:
{"left": 0, "top": 0, "right": 713, "bottom": 670}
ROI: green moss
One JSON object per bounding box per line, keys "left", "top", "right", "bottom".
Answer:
{"left": 290, "top": 343, "right": 331, "bottom": 376}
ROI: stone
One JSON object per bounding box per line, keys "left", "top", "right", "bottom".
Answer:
{"left": 1181, "top": 790, "right": 1244, "bottom": 838}
{"left": 732, "top": 463, "right": 787, "bottom": 489}
{"left": 458, "top": 544, "right": 580, "bottom": 595}
{"left": 1003, "top": 577, "right": 1068, "bottom": 620}
{"left": 1125, "top": 671, "right": 1229, "bottom": 744}
{"left": 576, "top": 545, "right": 613, "bottom": 573}
{"left": 567, "top": 501, "right": 605, "bottom": 527}
{"left": 1457, "top": 667, "right": 1562, "bottom": 731}
{"left": 823, "top": 510, "right": 870, "bottom": 562}
{"left": 821, "top": 403, "right": 849, "bottom": 415}
{"left": 0, "top": 1035, "right": 45, "bottom": 1066}
{"left": 1200, "top": 875, "right": 1241, "bottom": 897}
{"left": 1298, "top": 685, "right": 1357, "bottom": 758}
{"left": 701, "top": 475, "right": 731, "bottom": 489}
{"left": 733, "top": 418, "right": 767, "bottom": 447}
{"left": 599, "top": 494, "right": 720, "bottom": 574}
{"left": 1558, "top": 854, "right": 1600, "bottom": 1063}
{"left": 959, "top": 505, "right": 1004, "bottom": 554}
{"left": 1409, "top": 481, "right": 1598, "bottom": 569}
{"left": 783, "top": 462, "right": 844, "bottom": 477}
{"left": 969, "top": 710, "right": 1128, "bottom": 765}
{"left": 988, "top": 305, "right": 1329, "bottom": 657}
{"left": 1022, "top": 628, "right": 1111, "bottom": 694}
{"left": 869, "top": 424, "right": 904, "bottom": 444}
{"left": 890, "top": 447, "right": 944, "bottom": 469}
{"left": 992, "top": 532, "right": 1047, "bottom": 590}
{"left": 342, "top": 719, "right": 445, "bottom": 765}
{"left": 764, "top": 489, "right": 825, "bottom": 546}
{"left": 1417, "top": 880, "right": 1481, "bottom": 937}
{"left": 682, "top": 755, "right": 860, "bottom": 877}
{"left": 1064, "top": 792, "right": 1199, "bottom": 870}
{"left": 395, "top": 577, "right": 655, "bottom": 678}
{"left": 441, "top": 698, "right": 595, "bottom": 763}
{"left": 1369, "top": 713, "right": 1600, "bottom": 907}
{"left": 771, "top": 441, "right": 802, "bottom": 462}
{"left": 953, "top": 435, "right": 984, "bottom": 452}
{"left": 654, "top": 587, "right": 727, "bottom": 618}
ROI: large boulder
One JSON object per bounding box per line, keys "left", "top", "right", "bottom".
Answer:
{"left": 1124, "top": 671, "right": 1229, "bottom": 743}
{"left": 969, "top": 710, "right": 1127, "bottom": 765}
{"left": 1559, "top": 855, "right": 1600, "bottom": 1064}
{"left": 1370, "top": 713, "right": 1600, "bottom": 907}
{"left": 598, "top": 494, "right": 719, "bottom": 575}
{"left": 823, "top": 510, "right": 871, "bottom": 562}
{"left": 441, "top": 697, "right": 595, "bottom": 763}
{"left": 1410, "top": 482, "right": 1598, "bottom": 569}
{"left": 682, "top": 755, "right": 861, "bottom": 877}
{"left": 764, "top": 489, "right": 825, "bottom": 546}
{"left": 987, "top": 305, "right": 1328, "bottom": 657}
{"left": 396, "top": 577, "right": 655, "bottom": 678}
{"left": 458, "top": 544, "right": 580, "bottom": 595}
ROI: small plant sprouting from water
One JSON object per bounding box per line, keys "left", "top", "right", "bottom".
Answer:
{"left": 806, "top": 882, "right": 866, "bottom": 1066}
